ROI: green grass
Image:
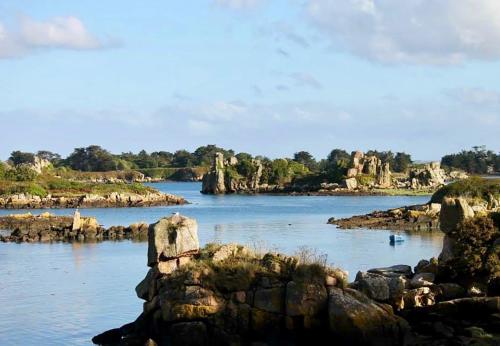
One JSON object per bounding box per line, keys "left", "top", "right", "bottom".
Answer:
{"left": 0, "top": 175, "right": 157, "bottom": 198}
{"left": 371, "top": 188, "right": 433, "bottom": 196}
{"left": 431, "top": 176, "right": 500, "bottom": 203}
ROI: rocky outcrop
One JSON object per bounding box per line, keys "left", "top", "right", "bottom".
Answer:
{"left": 376, "top": 162, "right": 392, "bottom": 188}
{"left": 0, "top": 191, "right": 185, "bottom": 209}
{"left": 93, "top": 215, "right": 411, "bottom": 346}
{"left": 343, "top": 151, "right": 392, "bottom": 189}
{"left": 329, "top": 203, "right": 442, "bottom": 231}
{"left": 0, "top": 212, "right": 150, "bottom": 242}
{"left": 201, "top": 153, "right": 263, "bottom": 194}
{"left": 408, "top": 162, "right": 448, "bottom": 190}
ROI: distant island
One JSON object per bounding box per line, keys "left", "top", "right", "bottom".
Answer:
{"left": 1, "top": 145, "right": 498, "bottom": 204}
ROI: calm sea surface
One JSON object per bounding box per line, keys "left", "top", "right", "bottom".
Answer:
{"left": 0, "top": 182, "right": 443, "bottom": 345}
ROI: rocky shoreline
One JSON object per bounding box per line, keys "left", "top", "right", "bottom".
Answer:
{"left": 0, "top": 191, "right": 186, "bottom": 209}
{"left": 329, "top": 203, "right": 442, "bottom": 231}
{"left": 92, "top": 199, "right": 500, "bottom": 346}
{"left": 0, "top": 212, "right": 150, "bottom": 242}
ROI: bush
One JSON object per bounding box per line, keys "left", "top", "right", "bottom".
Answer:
{"left": 430, "top": 177, "right": 500, "bottom": 204}
{"left": 439, "top": 216, "right": 500, "bottom": 291}
{"left": 4, "top": 166, "right": 38, "bottom": 182}
{"left": 356, "top": 174, "right": 375, "bottom": 186}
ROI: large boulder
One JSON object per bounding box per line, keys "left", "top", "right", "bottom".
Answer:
{"left": 201, "top": 152, "right": 226, "bottom": 194}
{"left": 147, "top": 214, "right": 199, "bottom": 267}
{"left": 439, "top": 197, "right": 474, "bottom": 234}
{"left": 343, "top": 177, "right": 358, "bottom": 190}
{"left": 286, "top": 281, "right": 328, "bottom": 317}
{"left": 328, "top": 287, "right": 409, "bottom": 345}
{"left": 376, "top": 162, "right": 392, "bottom": 188}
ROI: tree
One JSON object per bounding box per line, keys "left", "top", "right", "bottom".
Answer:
{"left": 9, "top": 151, "right": 35, "bottom": 166}
{"left": 393, "top": 152, "right": 412, "bottom": 173}
{"left": 151, "top": 151, "right": 173, "bottom": 167}
{"left": 366, "top": 150, "right": 395, "bottom": 166}
{"left": 293, "top": 151, "right": 317, "bottom": 171}
{"left": 133, "top": 150, "right": 158, "bottom": 168}
{"left": 269, "top": 159, "right": 290, "bottom": 184}
{"left": 236, "top": 152, "right": 253, "bottom": 162}
{"left": 65, "top": 145, "right": 117, "bottom": 171}
{"left": 193, "top": 145, "right": 234, "bottom": 166}
{"left": 172, "top": 150, "right": 195, "bottom": 167}
{"left": 326, "top": 149, "right": 350, "bottom": 167}
{"left": 441, "top": 147, "right": 498, "bottom": 174}
{"left": 36, "top": 150, "right": 61, "bottom": 165}
{"left": 236, "top": 158, "right": 256, "bottom": 178}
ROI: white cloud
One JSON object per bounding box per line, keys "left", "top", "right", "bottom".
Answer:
{"left": 447, "top": 88, "right": 500, "bottom": 106}
{"left": 260, "top": 21, "right": 310, "bottom": 48}
{"left": 290, "top": 72, "right": 323, "bottom": 89}
{"left": 306, "top": 0, "right": 500, "bottom": 64}
{"left": 0, "top": 15, "right": 109, "bottom": 58}
{"left": 214, "top": 0, "right": 265, "bottom": 10}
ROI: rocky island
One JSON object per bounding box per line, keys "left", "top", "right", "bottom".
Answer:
{"left": 329, "top": 177, "right": 500, "bottom": 232}
{"left": 0, "top": 211, "right": 150, "bottom": 242}
{"left": 201, "top": 151, "right": 467, "bottom": 196}
{"left": 92, "top": 204, "right": 500, "bottom": 345}
{"left": 0, "top": 156, "right": 186, "bottom": 209}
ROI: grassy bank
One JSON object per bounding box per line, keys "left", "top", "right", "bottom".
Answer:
{"left": 370, "top": 188, "right": 433, "bottom": 196}
{"left": 0, "top": 175, "right": 157, "bottom": 198}
{"left": 431, "top": 176, "right": 500, "bottom": 204}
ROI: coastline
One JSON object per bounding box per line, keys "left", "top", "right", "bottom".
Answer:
{"left": 0, "top": 191, "right": 186, "bottom": 209}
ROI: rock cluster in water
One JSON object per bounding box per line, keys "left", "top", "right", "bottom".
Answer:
{"left": 0, "top": 191, "right": 185, "bottom": 209}
{"left": 329, "top": 203, "right": 442, "bottom": 231}
{"left": 0, "top": 212, "right": 149, "bottom": 242}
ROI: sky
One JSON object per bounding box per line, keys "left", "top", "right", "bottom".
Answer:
{"left": 0, "top": 0, "right": 499, "bottom": 161}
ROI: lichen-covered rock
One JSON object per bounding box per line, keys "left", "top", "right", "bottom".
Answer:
{"left": 147, "top": 214, "right": 199, "bottom": 266}
{"left": 285, "top": 281, "right": 328, "bottom": 317}
{"left": 403, "top": 287, "right": 435, "bottom": 308}
{"left": 343, "top": 177, "right": 358, "bottom": 190}
{"left": 169, "top": 321, "right": 208, "bottom": 346}
{"left": 439, "top": 197, "right": 474, "bottom": 234}
{"left": 328, "top": 287, "right": 409, "bottom": 345}
{"left": 136, "top": 268, "right": 157, "bottom": 301}
{"left": 253, "top": 287, "right": 285, "bottom": 314}
{"left": 410, "top": 272, "right": 435, "bottom": 288}
{"left": 355, "top": 272, "right": 390, "bottom": 301}
{"left": 376, "top": 162, "right": 392, "bottom": 188}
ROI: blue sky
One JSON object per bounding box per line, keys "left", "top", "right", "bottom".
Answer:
{"left": 0, "top": 0, "right": 499, "bottom": 160}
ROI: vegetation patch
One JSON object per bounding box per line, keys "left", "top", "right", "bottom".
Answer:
{"left": 431, "top": 177, "right": 500, "bottom": 204}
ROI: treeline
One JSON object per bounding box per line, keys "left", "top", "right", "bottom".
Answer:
{"left": 7, "top": 145, "right": 235, "bottom": 172}
{"left": 3, "top": 145, "right": 498, "bottom": 176}
{"left": 441, "top": 146, "right": 499, "bottom": 175}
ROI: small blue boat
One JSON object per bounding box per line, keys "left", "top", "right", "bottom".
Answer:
{"left": 389, "top": 234, "right": 405, "bottom": 244}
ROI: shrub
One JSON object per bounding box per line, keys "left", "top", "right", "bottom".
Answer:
{"left": 4, "top": 166, "right": 38, "bottom": 181}
{"left": 439, "top": 215, "right": 500, "bottom": 292}
{"left": 431, "top": 177, "right": 500, "bottom": 204}
{"left": 292, "top": 246, "right": 328, "bottom": 284}
{"left": 356, "top": 174, "right": 375, "bottom": 186}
